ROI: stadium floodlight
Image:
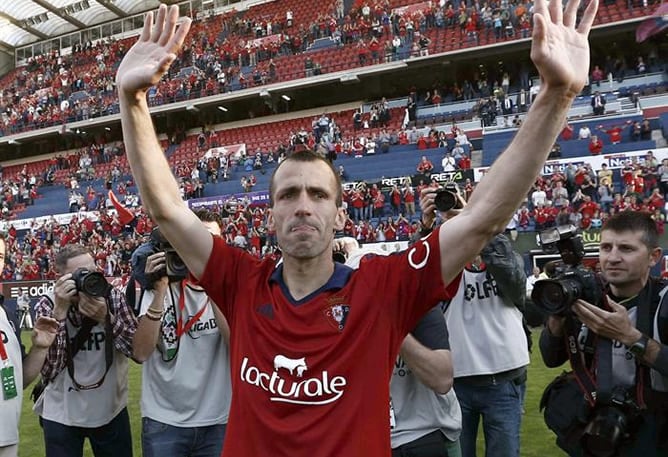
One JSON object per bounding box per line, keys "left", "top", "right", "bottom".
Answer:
{"left": 218, "top": 106, "right": 228, "bottom": 112}
{"left": 281, "top": 95, "right": 291, "bottom": 102}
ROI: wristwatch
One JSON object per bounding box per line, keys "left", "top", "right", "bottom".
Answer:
{"left": 627, "top": 335, "right": 650, "bottom": 358}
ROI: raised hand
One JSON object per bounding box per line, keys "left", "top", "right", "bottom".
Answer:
{"left": 530, "top": 0, "right": 598, "bottom": 96}
{"left": 31, "top": 316, "right": 59, "bottom": 350}
{"left": 116, "top": 4, "right": 192, "bottom": 97}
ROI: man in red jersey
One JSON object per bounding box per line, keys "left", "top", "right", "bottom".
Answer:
{"left": 116, "top": 2, "right": 597, "bottom": 456}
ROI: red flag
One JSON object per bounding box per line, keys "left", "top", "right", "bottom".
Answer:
{"left": 636, "top": 3, "right": 668, "bottom": 42}
{"left": 108, "top": 190, "right": 135, "bottom": 225}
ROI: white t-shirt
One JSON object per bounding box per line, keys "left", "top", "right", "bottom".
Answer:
{"left": 442, "top": 156, "right": 456, "bottom": 172}
{"left": 531, "top": 189, "right": 547, "bottom": 207}
{"left": 445, "top": 269, "right": 529, "bottom": 376}
{"left": 139, "top": 284, "right": 231, "bottom": 426}
{"left": 578, "top": 126, "right": 591, "bottom": 139}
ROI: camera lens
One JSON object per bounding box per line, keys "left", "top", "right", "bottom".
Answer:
{"left": 531, "top": 279, "right": 581, "bottom": 315}
{"left": 434, "top": 190, "right": 457, "bottom": 212}
{"left": 166, "top": 251, "right": 188, "bottom": 280}
{"left": 78, "top": 271, "right": 111, "bottom": 297}
{"left": 332, "top": 251, "right": 347, "bottom": 263}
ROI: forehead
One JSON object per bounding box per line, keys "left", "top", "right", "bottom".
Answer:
{"left": 65, "top": 253, "right": 95, "bottom": 271}
{"left": 600, "top": 229, "right": 646, "bottom": 247}
{"left": 273, "top": 160, "right": 337, "bottom": 194}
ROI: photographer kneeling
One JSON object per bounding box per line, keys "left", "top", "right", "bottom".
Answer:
{"left": 539, "top": 212, "right": 668, "bottom": 457}
{"left": 34, "top": 244, "right": 138, "bottom": 457}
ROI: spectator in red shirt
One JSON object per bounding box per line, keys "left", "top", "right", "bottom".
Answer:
{"left": 579, "top": 195, "right": 600, "bottom": 218}
{"left": 403, "top": 181, "right": 416, "bottom": 217}
{"left": 390, "top": 184, "right": 402, "bottom": 216}
{"left": 649, "top": 188, "right": 665, "bottom": 212}
{"left": 416, "top": 156, "right": 434, "bottom": 175}
{"left": 458, "top": 154, "right": 471, "bottom": 170}
{"left": 533, "top": 204, "right": 549, "bottom": 230}
{"left": 588, "top": 135, "right": 603, "bottom": 155}
{"left": 561, "top": 122, "right": 574, "bottom": 140}
{"left": 598, "top": 122, "right": 630, "bottom": 144}
{"left": 621, "top": 161, "right": 636, "bottom": 188}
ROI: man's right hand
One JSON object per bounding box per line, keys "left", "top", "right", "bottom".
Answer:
{"left": 115, "top": 4, "right": 192, "bottom": 99}
{"left": 53, "top": 273, "right": 78, "bottom": 321}
{"left": 419, "top": 187, "right": 438, "bottom": 230}
{"left": 145, "top": 252, "right": 169, "bottom": 293}
{"left": 529, "top": 0, "right": 597, "bottom": 96}
{"left": 419, "top": 187, "right": 466, "bottom": 229}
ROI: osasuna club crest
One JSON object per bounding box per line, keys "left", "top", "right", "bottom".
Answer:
{"left": 324, "top": 303, "right": 350, "bottom": 331}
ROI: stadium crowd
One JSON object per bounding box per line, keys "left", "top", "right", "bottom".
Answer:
{"left": 0, "top": 0, "right": 659, "bottom": 136}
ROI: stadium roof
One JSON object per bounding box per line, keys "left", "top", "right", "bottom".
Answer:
{"left": 0, "top": 0, "right": 165, "bottom": 51}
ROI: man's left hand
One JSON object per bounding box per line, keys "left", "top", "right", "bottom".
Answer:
{"left": 572, "top": 297, "right": 642, "bottom": 346}
{"left": 31, "top": 316, "right": 59, "bottom": 350}
{"left": 78, "top": 294, "right": 108, "bottom": 324}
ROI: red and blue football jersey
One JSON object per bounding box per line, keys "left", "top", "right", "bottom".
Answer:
{"left": 198, "top": 227, "right": 457, "bottom": 457}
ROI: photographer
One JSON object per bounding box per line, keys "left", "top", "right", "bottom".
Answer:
{"left": 16, "top": 289, "right": 33, "bottom": 330}
{"left": 540, "top": 212, "right": 668, "bottom": 456}
{"left": 132, "top": 210, "right": 231, "bottom": 457}
{"left": 34, "top": 244, "right": 138, "bottom": 457}
{"left": 420, "top": 187, "right": 530, "bottom": 457}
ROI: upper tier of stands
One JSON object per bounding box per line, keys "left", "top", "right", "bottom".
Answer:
{"left": 0, "top": 0, "right": 656, "bottom": 137}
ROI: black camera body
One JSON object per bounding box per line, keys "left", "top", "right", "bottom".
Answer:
{"left": 332, "top": 251, "right": 347, "bottom": 264}
{"left": 581, "top": 387, "right": 642, "bottom": 457}
{"left": 146, "top": 228, "right": 188, "bottom": 284}
{"left": 434, "top": 182, "right": 464, "bottom": 212}
{"left": 71, "top": 268, "right": 111, "bottom": 298}
{"left": 532, "top": 225, "right": 603, "bottom": 315}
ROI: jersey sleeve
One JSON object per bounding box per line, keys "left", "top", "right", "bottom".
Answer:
{"left": 195, "top": 235, "right": 262, "bottom": 320}
{"left": 358, "top": 225, "right": 460, "bottom": 337}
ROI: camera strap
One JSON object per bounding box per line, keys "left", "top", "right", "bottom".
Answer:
{"left": 565, "top": 317, "right": 598, "bottom": 408}
{"left": 595, "top": 336, "right": 614, "bottom": 405}
{"left": 159, "top": 281, "right": 208, "bottom": 361}
{"left": 176, "top": 280, "right": 208, "bottom": 339}
{"left": 632, "top": 280, "right": 658, "bottom": 409}
{"left": 65, "top": 308, "right": 114, "bottom": 391}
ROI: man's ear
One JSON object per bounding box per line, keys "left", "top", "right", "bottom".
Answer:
{"left": 649, "top": 247, "right": 663, "bottom": 268}
{"left": 334, "top": 207, "right": 346, "bottom": 231}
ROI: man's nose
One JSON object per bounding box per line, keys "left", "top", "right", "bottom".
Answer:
{"left": 294, "top": 191, "right": 313, "bottom": 215}
{"left": 607, "top": 248, "right": 622, "bottom": 261}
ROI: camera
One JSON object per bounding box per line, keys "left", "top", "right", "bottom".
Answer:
{"left": 581, "top": 387, "right": 641, "bottom": 457}
{"left": 71, "top": 268, "right": 111, "bottom": 298}
{"left": 531, "top": 225, "right": 603, "bottom": 315}
{"left": 434, "top": 182, "right": 464, "bottom": 212}
{"left": 148, "top": 228, "right": 188, "bottom": 283}
{"left": 332, "top": 251, "right": 347, "bottom": 264}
